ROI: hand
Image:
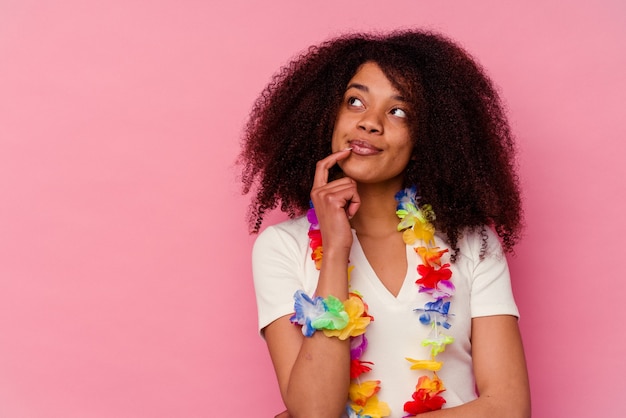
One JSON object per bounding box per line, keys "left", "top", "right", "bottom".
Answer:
{"left": 310, "top": 148, "right": 361, "bottom": 253}
{"left": 274, "top": 410, "right": 291, "bottom": 418}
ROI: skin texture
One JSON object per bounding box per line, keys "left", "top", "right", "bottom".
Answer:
{"left": 331, "top": 62, "right": 414, "bottom": 187}
{"left": 239, "top": 30, "right": 523, "bottom": 257}
{"left": 262, "top": 64, "right": 531, "bottom": 417}
{"left": 270, "top": 317, "right": 530, "bottom": 418}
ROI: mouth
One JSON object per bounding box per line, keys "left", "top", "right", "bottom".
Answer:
{"left": 348, "top": 140, "right": 382, "bottom": 156}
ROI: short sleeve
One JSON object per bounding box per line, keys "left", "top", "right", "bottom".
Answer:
{"left": 252, "top": 220, "right": 309, "bottom": 334}
{"left": 467, "top": 228, "right": 520, "bottom": 319}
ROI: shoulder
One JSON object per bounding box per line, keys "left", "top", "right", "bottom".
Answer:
{"left": 254, "top": 216, "right": 310, "bottom": 246}
{"left": 253, "top": 216, "right": 310, "bottom": 260}
{"left": 452, "top": 226, "right": 506, "bottom": 264}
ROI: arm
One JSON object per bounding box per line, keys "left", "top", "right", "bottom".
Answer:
{"left": 264, "top": 249, "right": 352, "bottom": 417}
{"left": 419, "top": 315, "right": 531, "bottom": 417}
{"left": 265, "top": 310, "right": 349, "bottom": 418}
{"left": 264, "top": 149, "right": 359, "bottom": 417}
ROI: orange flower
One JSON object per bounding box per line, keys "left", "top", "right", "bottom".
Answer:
{"left": 415, "top": 374, "right": 445, "bottom": 393}
{"left": 415, "top": 246, "right": 449, "bottom": 266}
{"left": 311, "top": 246, "right": 323, "bottom": 270}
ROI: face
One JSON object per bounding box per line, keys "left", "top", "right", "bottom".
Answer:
{"left": 331, "top": 62, "right": 414, "bottom": 187}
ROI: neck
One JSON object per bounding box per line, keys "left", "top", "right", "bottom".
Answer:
{"left": 349, "top": 181, "right": 403, "bottom": 238}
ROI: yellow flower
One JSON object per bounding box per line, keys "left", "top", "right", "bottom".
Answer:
{"left": 349, "top": 380, "right": 381, "bottom": 406}
{"left": 401, "top": 222, "right": 435, "bottom": 246}
{"left": 349, "top": 394, "right": 391, "bottom": 418}
{"left": 323, "top": 294, "right": 371, "bottom": 340}
{"left": 347, "top": 265, "right": 355, "bottom": 282}
{"left": 405, "top": 358, "right": 443, "bottom": 371}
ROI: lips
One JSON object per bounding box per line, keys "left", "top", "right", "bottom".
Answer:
{"left": 348, "top": 139, "right": 382, "bottom": 156}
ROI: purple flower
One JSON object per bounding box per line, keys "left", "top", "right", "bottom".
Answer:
{"left": 350, "top": 334, "right": 368, "bottom": 360}
{"left": 306, "top": 207, "right": 319, "bottom": 228}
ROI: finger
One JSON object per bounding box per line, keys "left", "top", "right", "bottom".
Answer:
{"left": 346, "top": 191, "right": 361, "bottom": 219}
{"left": 310, "top": 177, "right": 356, "bottom": 208}
{"left": 314, "top": 181, "right": 361, "bottom": 218}
{"left": 312, "top": 148, "right": 352, "bottom": 188}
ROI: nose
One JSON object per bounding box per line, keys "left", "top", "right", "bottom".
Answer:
{"left": 358, "top": 110, "right": 383, "bottom": 134}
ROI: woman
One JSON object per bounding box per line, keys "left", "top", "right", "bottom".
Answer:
{"left": 240, "top": 30, "right": 530, "bottom": 417}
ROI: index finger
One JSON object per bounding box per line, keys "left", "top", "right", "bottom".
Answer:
{"left": 313, "top": 148, "right": 352, "bottom": 188}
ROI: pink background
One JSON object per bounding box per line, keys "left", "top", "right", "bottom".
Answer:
{"left": 1, "top": 1, "right": 624, "bottom": 417}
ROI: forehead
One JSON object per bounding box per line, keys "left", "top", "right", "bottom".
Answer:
{"left": 346, "top": 62, "right": 405, "bottom": 99}
{"left": 349, "top": 62, "right": 391, "bottom": 82}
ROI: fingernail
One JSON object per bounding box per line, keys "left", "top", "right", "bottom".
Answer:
{"left": 343, "top": 147, "right": 353, "bottom": 151}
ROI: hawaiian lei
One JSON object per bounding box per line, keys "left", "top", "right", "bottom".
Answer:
{"left": 290, "top": 186, "right": 455, "bottom": 417}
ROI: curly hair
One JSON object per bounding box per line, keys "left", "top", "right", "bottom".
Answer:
{"left": 239, "top": 29, "right": 522, "bottom": 255}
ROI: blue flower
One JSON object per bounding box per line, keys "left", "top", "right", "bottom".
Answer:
{"left": 414, "top": 299, "right": 452, "bottom": 329}
{"left": 290, "top": 290, "right": 326, "bottom": 337}
{"left": 395, "top": 185, "right": 419, "bottom": 214}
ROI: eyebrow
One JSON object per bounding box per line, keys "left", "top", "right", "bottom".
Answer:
{"left": 346, "top": 83, "right": 407, "bottom": 102}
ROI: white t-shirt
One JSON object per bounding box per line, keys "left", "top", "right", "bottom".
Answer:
{"left": 252, "top": 216, "right": 519, "bottom": 417}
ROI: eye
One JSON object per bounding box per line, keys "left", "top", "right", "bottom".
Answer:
{"left": 390, "top": 107, "right": 407, "bottom": 118}
{"left": 347, "top": 97, "right": 364, "bottom": 108}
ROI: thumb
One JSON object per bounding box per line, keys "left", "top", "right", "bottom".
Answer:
{"left": 346, "top": 194, "right": 361, "bottom": 219}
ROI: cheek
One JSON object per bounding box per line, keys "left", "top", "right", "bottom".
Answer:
{"left": 330, "top": 117, "right": 349, "bottom": 152}
{"left": 394, "top": 131, "right": 413, "bottom": 154}
{"left": 397, "top": 143, "right": 415, "bottom": 167}
{"left": 330, "top": 130, "right": 341, "bottom": 153}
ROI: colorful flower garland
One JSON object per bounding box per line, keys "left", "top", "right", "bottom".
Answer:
{"left": 396, "top": 186, "right": 455, "bottom": 416}
{"left": 291, "top": 186, "right": 455, "bottom": 417}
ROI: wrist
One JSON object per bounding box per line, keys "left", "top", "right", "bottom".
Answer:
{"left": 319, "top": 246, "right": 350, "bottom": 265}
{"left": 290, "top": 290, "right": 371, "bottom": 340}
